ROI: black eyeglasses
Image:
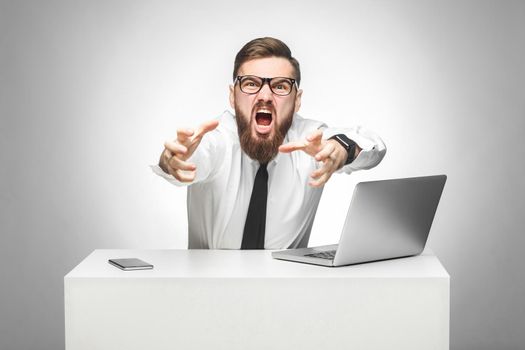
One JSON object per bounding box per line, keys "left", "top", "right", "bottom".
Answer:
{"left": 235, "top": 75, "right": 297, "bottom": 96}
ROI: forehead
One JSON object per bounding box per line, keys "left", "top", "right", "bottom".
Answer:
{"left": 238, "top": 57, "right": 295, "bottom": 78}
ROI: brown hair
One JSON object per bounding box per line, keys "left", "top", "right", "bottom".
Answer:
{"left": 233, "top": 37, "right": 301, "bottom": 86}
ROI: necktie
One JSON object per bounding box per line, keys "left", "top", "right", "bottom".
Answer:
{"left": 241, "top": 163, "right": 268, "bottom": 249}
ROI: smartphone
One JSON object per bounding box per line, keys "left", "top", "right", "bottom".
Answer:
{"left": 108, "top": 258, "right": 154, "bottom": 271}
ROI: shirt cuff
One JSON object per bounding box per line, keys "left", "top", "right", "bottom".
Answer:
{"left": 150, "top": 164, "right": 191, "bottom": 187}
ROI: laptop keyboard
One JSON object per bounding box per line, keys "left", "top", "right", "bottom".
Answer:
{"left": 305, "top": 250, "right": 336, "bottom": 260}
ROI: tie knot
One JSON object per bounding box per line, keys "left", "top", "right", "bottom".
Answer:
{"left": 257, "top": 163, "right": 268, "bottom": 177}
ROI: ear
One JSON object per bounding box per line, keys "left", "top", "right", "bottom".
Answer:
{"left": 229, "top": 85, "right": 235, "bottom": 109}
{"left": 294, "top": 88, "right": 303, "bottom": 113}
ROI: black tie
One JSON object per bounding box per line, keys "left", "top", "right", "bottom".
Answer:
{"left": 241, "top": 163, "right": 268, "bottom": 249}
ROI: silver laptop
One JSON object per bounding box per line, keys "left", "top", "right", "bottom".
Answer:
{"left": 272, "top": 175, "right": 447, "bottom": 267}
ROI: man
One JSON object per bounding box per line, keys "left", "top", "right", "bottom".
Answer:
{"left": 152, "top": 37, "right": 386, "bottom": 249}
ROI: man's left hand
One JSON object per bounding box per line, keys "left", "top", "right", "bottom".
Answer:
{"left": 279, "top": 130, "right": 350, "bottom": 187}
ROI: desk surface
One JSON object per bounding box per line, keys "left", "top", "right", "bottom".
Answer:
{"left": 65, "top": 249, "right": 449, "bottom": 279}
{"left": 66, "top": 249, "right": 450, "bottom": 350}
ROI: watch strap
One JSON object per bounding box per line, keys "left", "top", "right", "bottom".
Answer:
{"left": 328, "top": 134, "right": 357, "bottom": 165}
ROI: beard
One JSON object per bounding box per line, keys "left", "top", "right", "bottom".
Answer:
{"left": 235, "top": 104, "right": 294, "bottom": 164}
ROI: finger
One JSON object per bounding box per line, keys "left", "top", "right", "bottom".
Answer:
{"left": 279, "top": 140, "right": 309, "bottom": 153}
{"left": 310, "top": 158, "right": 334, "bottom": 179}
{"left": 314, "top": 142, "right": 336, "bottom": 161}
{"left": 168, "top": 156, "right": 196, "bottom": 171}
{"left": 193, "top": 119, "right": 219, "bottom": 140}
{"left": 309, "top": 172, "right": 332, "bottom": 188}
{"left": 176, "top": 128, "right": 195, "bottom": 145}
{"left": 173, "top": 169, "right": 196, "bottom": 183}
{"left": 310, "top": 167, "right": 324, "bottom": 180}
{"left": 164, "top": 140, "right": 188, "bottom": 155}
{"left": 306, "top": 130, "right": 323, "bottom": 144}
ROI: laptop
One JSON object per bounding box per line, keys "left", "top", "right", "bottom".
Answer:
{"left": 271, "top": 175, "right": 447, "bottom": 267}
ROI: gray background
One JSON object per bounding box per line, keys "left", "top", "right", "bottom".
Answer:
{"left": 1, "top": 0, "right": 524, "bottom": 349}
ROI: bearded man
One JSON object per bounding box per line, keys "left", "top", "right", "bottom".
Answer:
{"left": 153, "top": 37, "right": 386, "bottom": 249}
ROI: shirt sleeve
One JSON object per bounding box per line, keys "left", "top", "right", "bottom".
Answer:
{"left": 321, "top": 125, "right": 387, "bottom": 174}
{"left": 150, "top": 128, "right": 226, "bottom": 187}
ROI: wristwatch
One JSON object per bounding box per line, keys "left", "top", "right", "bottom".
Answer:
{"left": 328, "top": 134, "right": 357, "bottom": 165}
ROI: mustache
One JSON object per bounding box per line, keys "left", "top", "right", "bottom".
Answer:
{"left": 252, "top": 102, "right": 275, "bottom": 113}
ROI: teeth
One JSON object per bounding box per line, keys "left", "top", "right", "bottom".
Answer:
{"left": 257, "top": 109, "right": 272, "bottom": 114}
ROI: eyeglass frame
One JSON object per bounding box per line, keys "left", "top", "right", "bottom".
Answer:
{"left": 234, "top": 75, "right": 298, "bottom": 96}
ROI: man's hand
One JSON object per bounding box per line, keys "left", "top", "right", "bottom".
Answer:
{"left": 159, "top": 119, "right": 219, "bottom": 182}
{"left": 279, "top": 130, "right": 351, "bottom": 187}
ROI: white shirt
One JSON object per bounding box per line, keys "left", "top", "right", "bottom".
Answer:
{"left": 152, "top": 110, "right": 386, "bottom": 249}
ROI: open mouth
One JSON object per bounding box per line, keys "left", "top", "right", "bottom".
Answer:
{"left": 255, "top": 112, "right": 272, "bottom": 126}
{"left": 253, "top": 109, "right": 274, "bottom": 135}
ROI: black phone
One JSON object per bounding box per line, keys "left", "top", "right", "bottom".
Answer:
{"left": 108, "top": 258, "right": 154, "bottom": 271}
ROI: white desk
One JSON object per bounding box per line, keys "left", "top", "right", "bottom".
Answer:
{"left": 64, "top": 249, "right": 449, "bottom": 350}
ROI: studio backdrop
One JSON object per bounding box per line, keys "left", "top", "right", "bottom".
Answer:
{"left": 1, "top": 1, "right": 524, "bottom": 349}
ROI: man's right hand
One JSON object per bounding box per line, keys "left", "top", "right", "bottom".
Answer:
{"left": 159, "top": 119, "right": 219, "bottom": 182}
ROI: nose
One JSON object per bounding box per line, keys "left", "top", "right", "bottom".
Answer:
{"left": 256, "top": 81, "right": 273, "bottom": 102}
